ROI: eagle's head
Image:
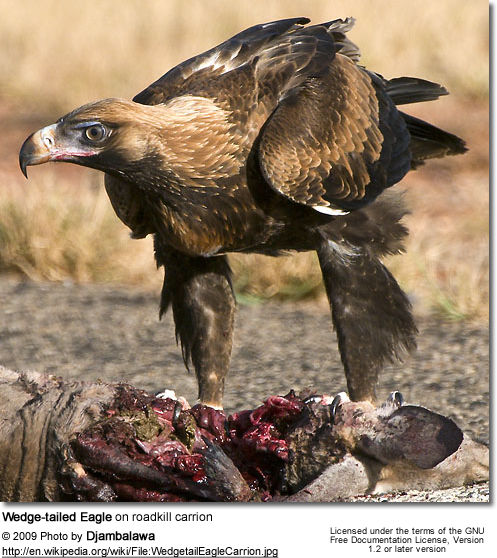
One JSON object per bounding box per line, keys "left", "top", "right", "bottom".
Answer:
{"left": 19, "top": 95, "right": 238, "bottom": 188}
{"left": 19, "top": 98, "right": 157, "bottom": 179}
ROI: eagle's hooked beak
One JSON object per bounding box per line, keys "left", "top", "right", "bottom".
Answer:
{"left": 19, "top": 124, "right": 58, "bottom": 178}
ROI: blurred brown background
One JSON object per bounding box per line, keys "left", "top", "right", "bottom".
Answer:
{"left": 0, "top": 0, "right": 489, "bottom": 321}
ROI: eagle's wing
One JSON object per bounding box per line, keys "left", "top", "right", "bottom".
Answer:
{"left": 256, "top": 27, "right": 411, "bottom": 214}
{"left": 134, "top": 18, "right": 411, "bottom": 214}
{"left": 133, "top": 18, "right": 311, "bottom": 106}
{"left": 133, "top": 17, "right": 361, "bottom": 106}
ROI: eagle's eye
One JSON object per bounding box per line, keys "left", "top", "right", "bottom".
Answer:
{"left": 84, "top": 124, "right": 107, "bottom": 142}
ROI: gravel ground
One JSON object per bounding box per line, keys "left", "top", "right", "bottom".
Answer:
{"left": 0, "top": 278, "right": 489, "bottom": 502}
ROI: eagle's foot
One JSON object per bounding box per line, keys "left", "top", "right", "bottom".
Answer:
{"left": 386, "top": 390, "right": 404, "bottom": 407}
{"left": 376, "top": 390, "right": 405, "bottom": 417}
{"left": 327, "top": 391, "right": 405, "bottom": 424}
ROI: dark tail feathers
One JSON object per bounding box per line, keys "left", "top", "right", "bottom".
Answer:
{"left": 401, "top": 112, "right": 468, "bottom": 167}
{"left": 383, "top": 76, "right": 467, "bottom": 166}
{"left": 386, "top": 76, "right": 448, "bottom": 105}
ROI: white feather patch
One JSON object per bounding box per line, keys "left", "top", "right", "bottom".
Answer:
{"left": 312, "top": 205, "right": 350, "bottom": 216}
{"left": 194, "top": 44, "right": 242, "bottom": 73}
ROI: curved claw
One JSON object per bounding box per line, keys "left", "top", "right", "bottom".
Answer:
{"left": 172, "top": 401, "right": 182, "bottom": 428}
{"left": 303, "top": 394, "right": 322, "bottom": 405}
{"left": 386, "top": 391, "right": 404, "bottom": 408}
{"left": 329, "top": 391, "right": 350, "bottom": 423}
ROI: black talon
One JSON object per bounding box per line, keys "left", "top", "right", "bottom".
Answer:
{"left": 329, "top": 394, "right": 344, "bottom": 424}
{"left": 172, "top": 401, "right": 182, "bottom": 428}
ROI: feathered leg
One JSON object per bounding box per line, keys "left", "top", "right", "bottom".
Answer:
{"left": 317, "top": 240, "right": 417, "bottom": 402}
{"left": 155, "top": 240, "right": 235, "bottom": 408}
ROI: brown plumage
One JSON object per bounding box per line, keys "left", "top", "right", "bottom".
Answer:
{"left": 19, "top": 17, "right": 467, "bottom": 408}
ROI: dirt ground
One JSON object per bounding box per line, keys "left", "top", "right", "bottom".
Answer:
{"left": 0, "top": 278, "right": 489, "bottom": 502}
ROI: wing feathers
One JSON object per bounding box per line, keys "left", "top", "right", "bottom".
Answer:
{"left": 258, "top": 53, "right": 410, "bottom": 212}
{"left": 133, "top": 18, "right": 310, "bottom": 106}
{"left": 131, "top": 16, "right": 463, "bottom": 216}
